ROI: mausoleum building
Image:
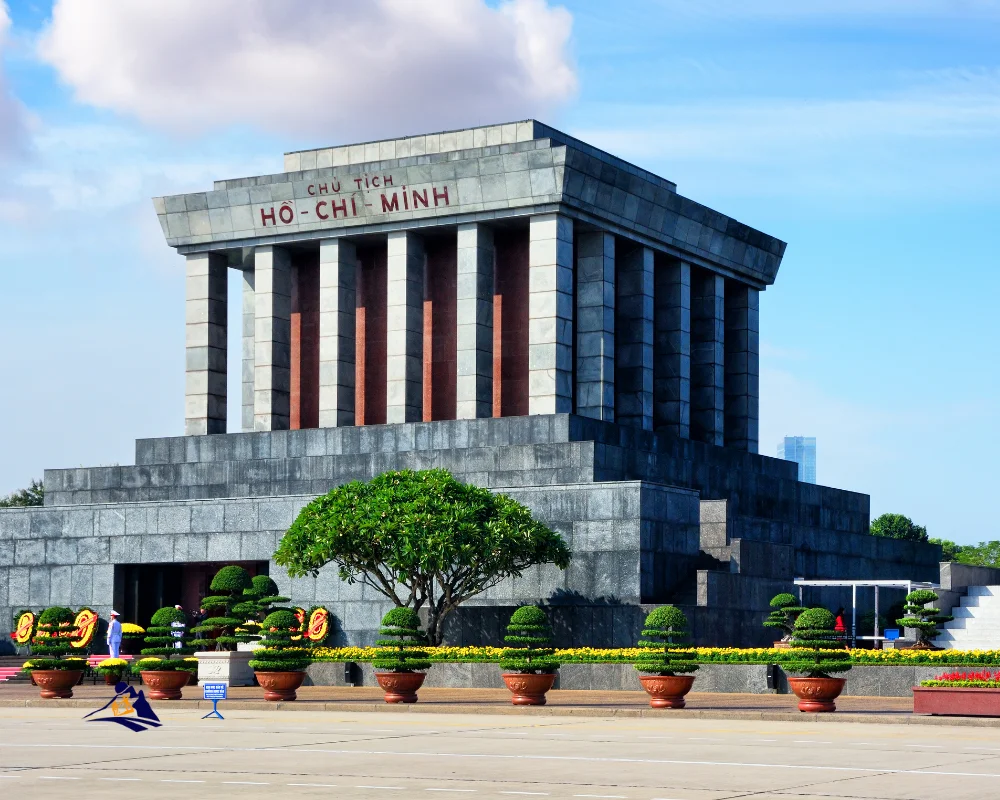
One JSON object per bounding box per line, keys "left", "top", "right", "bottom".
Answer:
{"left": 0, "top": 121, "right": 941, "bottom": 647}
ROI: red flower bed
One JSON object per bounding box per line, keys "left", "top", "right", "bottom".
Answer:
{"left": 921, "top": 670, "right": 1000, "bottom": 688}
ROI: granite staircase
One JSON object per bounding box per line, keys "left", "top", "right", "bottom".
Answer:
{"left": 934, "top": 586, "right": 1000, "bottom": 650}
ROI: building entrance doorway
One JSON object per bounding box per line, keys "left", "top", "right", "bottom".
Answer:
{"left": 115, "top": 561, "right": 269, "bottom": 628}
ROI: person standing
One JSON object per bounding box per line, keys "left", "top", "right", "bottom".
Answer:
{"left": 172, "top": 605, "right": 186, "bottom": 650}
{"left": 106, "top": 611, "right": 123, "bottom": 659}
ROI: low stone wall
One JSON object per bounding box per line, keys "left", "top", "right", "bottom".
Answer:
{"left": 305, "top": 662, "right": 950, "bottom": 697}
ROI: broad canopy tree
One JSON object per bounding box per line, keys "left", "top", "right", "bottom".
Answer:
{"left": 274, "top": 469, "right": 571, "bottom": 645}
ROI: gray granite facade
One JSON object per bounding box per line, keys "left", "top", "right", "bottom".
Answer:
{"left": 0, "top": 415, "right": 942, "bottom": 649}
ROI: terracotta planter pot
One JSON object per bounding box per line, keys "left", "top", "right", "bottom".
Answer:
{"left": 103, "top": 672, "right": 123, "bottom": 686}
{"left": 255, "top": 670, "right": 306, "bottom": 701}
{"left": 140, "top": 670, "right": 190, "bottom": 701}
{"left": 638, "top": 674, "right": 696, "bottom": 709}
{"left": 375, "top": 671, "right": 426, "bottom": 704}
{"left": 914, "top": 687, "right": 1000, "bottom": 717}
{"left": 32, "top": 669, "right": 83, "bottom": 699}
{"left": 502, "top": 672, "right": 556, "bottom": 706}
{"left": 788, "top": 676, "right": 846, "bottom": 712}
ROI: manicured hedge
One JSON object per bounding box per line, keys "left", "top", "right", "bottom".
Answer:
{"left": 308, "top": 645, "right": 1000, "bottom": 666}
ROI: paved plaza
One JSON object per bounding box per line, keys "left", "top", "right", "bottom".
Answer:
{"left": 0, "top": 704, "right": 998, "bottom": 799}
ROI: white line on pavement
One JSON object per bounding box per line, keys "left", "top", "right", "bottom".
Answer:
{"left": 573, "top": 794, "right": 626, "bottom": 798}
{"left": 357, "top": 785, "right": 404, "bottom": 790}
{"left": 289, "top": 784, "right": 339, "bottom": 788}
{"left": 39, "top": 776, "right": 79, "bottom": 780}
{"left": 100, "top": 777, "right": 141, "bottom": 781}
{"left": 425, "top": 789, "right": 476, "bottom": 792}
{"left": 7, "top": 742, "right": 1000, "bottom": 779}
{"left": 223, "top": 781, "right": 269, "bottom": 785}
{"left": 907, "top": 745, "right": 944, "bottom": 748}
{"left": 162, "top": 779, "right": 205, "bottom": 783}
{"left": 499, "top": 792, "right": 549, "bottom": 795}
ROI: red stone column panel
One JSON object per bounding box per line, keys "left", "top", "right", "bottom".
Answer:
{"left": 493, "top": 227, "right": 530, "bottom": 417}
{"left": 290, "top": 252, "right": 320, "bottom": 430}
{"left": 355, "top": 244, "right": 388, "bottom": 426}
{"left": 422, "top": 235, "right": 458, "bottom": 421}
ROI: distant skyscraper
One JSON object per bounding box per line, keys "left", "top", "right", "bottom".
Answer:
{"left": 778, "top": 436, "right": 816, "bottom": 484}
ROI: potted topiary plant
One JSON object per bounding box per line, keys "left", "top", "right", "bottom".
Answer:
{"left": 249, "top": 609, "right": 311, "bottom": 701}
{"left": 499, "top": 605, "right": 559, "bottom": 705}
{"left": 785, "top": 608, "right": 852, "bottom": 712}
{"left": 138, "top": 606, "right": 194, "bottom": 700}
{"left": 763, "top": 593, "right": 806, "bottom": 647}
{"left": 897, "top": 589, "right": 951, "bottom": 650}
{"left": 634, "top": 605, "right": 699, "bottom": 708}
{"left": 191, "top": 565, "right": 256, "bottom": 686}
{"left": 234, "top": 575, "right": 291, "bottom": 649}
{"left": 95, "top": 658, "right": 129, "bottom": 685}
{"left": 119, "top": 622, "right": 145, "bottom": 655}
{"left": 373, "top": 608, "right": 431, "bottom": 703}
{"left": 28, "top": 607, "right": 86, "bottom": 698}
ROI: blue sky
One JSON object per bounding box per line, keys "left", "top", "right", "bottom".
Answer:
{"left": 0, "top": 1, "right": 997, "bottom": 544}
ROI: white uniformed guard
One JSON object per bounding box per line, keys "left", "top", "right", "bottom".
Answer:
{"left": 107, "top": 611, "right": 122, "bottom": 659}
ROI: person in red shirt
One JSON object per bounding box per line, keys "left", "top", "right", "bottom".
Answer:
{"left": 834, "top": 607, "right": 847, "bottom": 639}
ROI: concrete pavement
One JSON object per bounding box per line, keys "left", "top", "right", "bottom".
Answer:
{"left": 1, "top": 705, "right": 999, "bottom": 799}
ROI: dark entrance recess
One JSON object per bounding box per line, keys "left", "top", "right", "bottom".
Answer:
{"left": 115, "top": 561, "right": 269, "bottom": 628}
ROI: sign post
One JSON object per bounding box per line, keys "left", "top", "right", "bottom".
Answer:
{"left": 202, "top": 682, "right": 227, "bottom": 720}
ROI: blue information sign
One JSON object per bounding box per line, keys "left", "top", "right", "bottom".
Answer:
{"left": 203, "top": 682, "right": 228, "bottom": 699}
{"left": 202, "top": 682, "right": 227, "bottom": 719}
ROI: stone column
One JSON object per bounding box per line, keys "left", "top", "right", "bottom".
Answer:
{"left": 253, "top": 245, "right": 292, "bottom": 431}
{"left": 528, "top": 214, "right": 574, "bottom": 415}
{"left": 185, "top": 252, "right": 227, "bottom": 436}
{"left": 318, "top": 239, "right": 357, "bottom": 427}
{"left": 575, "top": 231, "right": 614, "bottom": 422}
{"left": 690, "top": 269, "right": 724, "bottom": 446}
{"left": 615, "top": 244, "right": 654, "bottom": 430}
{"left": 653, "top": 260, "right": 691, "bottom": 438}
{"left": 456, "top": 223, "right": 494, "bottom": 419}
{"left": 386, "top": 231, "right": 424, "bottom": 423}
{"left": 724, "top": 282, "right": 760, "bottom": 453}
{"left": 241, "top": 269, "right": 255, "bottom": 432}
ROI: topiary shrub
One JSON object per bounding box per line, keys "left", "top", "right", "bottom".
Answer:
{"left": 373, "top": 608, "right": 431, "bottom": 673}
{"left": 634, "top": 605, "right": 698, "bottom": 676}
{"left": 897, "top": 589, "right": 951, "bottom": 649}
{"left": 191, "top": 565, "right": 254, "bottom": 651}
{"left": 248, "top": 610, "right": 311, "bottom": 672}
{"left": 233, "top": 574, "right": 291, "bottom": 647}
{"left": 499, "top": 605, "right": 559, "bottom": 674}
{"left": 30, "top": 607, "right": 85, "bottom": 670}
{"left": 785, "top": 608, "right": 852, "bottom": 678}
{"left": 139, "top": 607, "right": 193, "bottom": 669}
{"left": 762, "top": 593, "right": 806, "bottom": 641}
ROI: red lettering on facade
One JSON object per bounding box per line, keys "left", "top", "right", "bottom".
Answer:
{"left": 331, "top": 180, "right": 341, "bottom": 192}
{"left": 307, "top": 185, "right": 316, "bottom": 196}
{"left": 381, "top": 193, "right": 399, "bottom": 213}
{"left": 330, "top": 199, "right": 348, "bottom": 218}
{"left": 412, "top": 189, "right": 429, "bottom": 208}
{"left": 260, "top": 207, "right": 276, "bottom": 226}
{"left": 383, "top": 175, "right": 394, "bottom": 186}
{"left": 354, "top": 178, "right": 364, "bottom": 190}
{"left": 351, "top": 197, "right": 357, "bottom": 216}
{"left": 403, "top": 186, "right": 409, "bottom": 210}
{"left": 433, "top": 186, "right": 450, "bottom": 207}
{"left": 317, "top": 183, "right": 328, "bottom": 195}
{"left": 372, "top": 176, "right": 380, "bottom": 188}
{"left": 278, "top": 203, "right": 295, "bottom": 224}
{"left": 316, "top": 201, "right": 328, "bottom": 220}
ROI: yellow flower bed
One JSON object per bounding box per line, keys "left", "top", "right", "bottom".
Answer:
{"left": 309, "top": 645, "right": 1000, "bottom": 666}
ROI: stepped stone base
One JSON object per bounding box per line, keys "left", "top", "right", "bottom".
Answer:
{"left": 0, "top": 415, "right": 942, "bottom": 648}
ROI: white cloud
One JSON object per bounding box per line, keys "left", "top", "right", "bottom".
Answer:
{"left": 0, "top": 2, "right": 27, "bottom": 155}
{"left": 37, "top": 0, "right": 576, "bottom": 141}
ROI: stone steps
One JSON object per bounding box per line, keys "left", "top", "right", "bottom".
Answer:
{"left": 935, "top": 585, "right": 1000, "bottom": 649}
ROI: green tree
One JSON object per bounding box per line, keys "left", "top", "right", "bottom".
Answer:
{"left": 897, "top": 589, "right": 952, "bottom": 648}
{"left": 499, "top": 605, "right": 559, "bottom": 674}
{"left": 30, "top": 607, "right": 85, "bottom": 670}
{"left": 137, "top": 607, "right": 194, "bottom": 674}
{"left": 956, "top": 541, "right": 1000, "bottom": 568}
{"left": 233, "top": 575, "right": 290, "bottom": 646}
{"left": 634, "top": 605, "right": 698, "bottom": 676}
{"left": 762, "top": 593, "right": 806, "bottom": 641}
{"left": 785, "top": 608, "right": 852, "bottom": 678}
{"left": 929, "top": 537, "right": 963, "bottom": 562}
{"left": 869, "top": 513, "right": 928, "bottom": 542}
{"left": 274, "top": 470, "right": 571, "bottom": 645}
{"left": 0, "top": 479, "right": 44, "bottom": 507}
